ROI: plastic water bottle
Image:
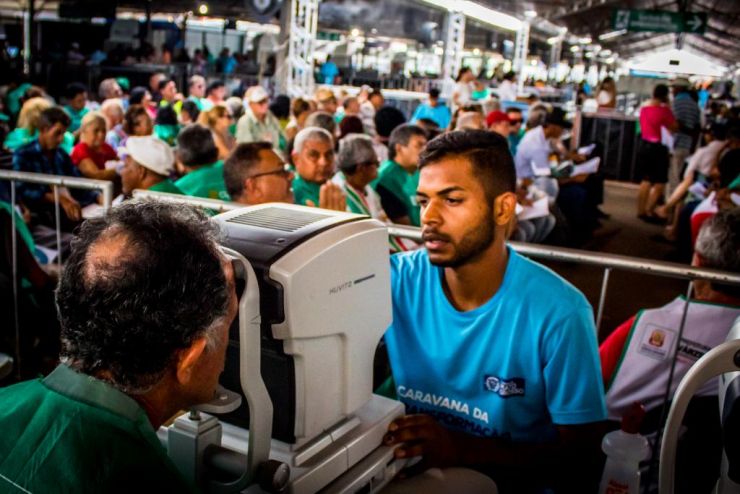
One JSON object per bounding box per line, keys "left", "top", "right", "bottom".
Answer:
{"left": 598, "top": 403, "right": 651, "bottom": 494}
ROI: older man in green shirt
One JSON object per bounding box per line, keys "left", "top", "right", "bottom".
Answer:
{"left": 291, "top": 127, "right": 346, "bottom": 211}
{"left": 120, "top": 135, "right": 183, "bottom": 196}
{"left": 373, "top": 124, "right": 428, "bottom": 226}
{"left": 175, "top": 124, "right": 231, "bottom": 201}
{"left": 0, "top": 200, "right": 238, "bottom": 493}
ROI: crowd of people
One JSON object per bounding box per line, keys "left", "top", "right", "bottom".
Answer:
{"left": 0, "top": 67, "right": 738, "bottom": 493}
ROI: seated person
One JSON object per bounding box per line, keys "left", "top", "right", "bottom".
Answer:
{"left": 4, "top": 97, "right": 75, "bottom": 154}
{"left": 291, "top": 127, "right": 345, "bottom": 211}
{"left": 153, "top": 105, "right": 180, "bottom": 147}
{"left": 601, "top": 209, "right": 740, "bottom": 420}
{"left": 0, "top": 200, "right": 237, "bottom": 492}
{"left": 373, "top": 124, "right": 428, "bottom": 226}
{"left": 62, "top": 82, "right": 89, "bottom": 133}
{"left": 71, "top": 112, "right": 118, "bottom": 181}
{"left": 333, "top": 134, "right": 417, "bottom": 252}
{"left": 174, "top": 124, "right": 231, "bottom": 201}
{"left": 12, "top": 107, "right": 97, "bottom": 226}
{"left": 119, "top": 136, "right": 183, "bottom": 196}
{"left": 382, "top": 130, "right": 606, "bottom": 493}
{"left": 223, "top": 141, "right": 295, "bottom": 205}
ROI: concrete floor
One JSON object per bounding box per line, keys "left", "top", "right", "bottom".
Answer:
{"left": 537, "top": 181, "right": 689, "bottom": 342}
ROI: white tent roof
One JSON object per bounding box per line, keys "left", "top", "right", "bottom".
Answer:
{"left": 626, "top": 48, "right": 726, "bottom": 78}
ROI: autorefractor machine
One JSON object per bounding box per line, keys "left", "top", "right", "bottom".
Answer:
{"left": 160, "top": 203, "right": 407, "bottom": 493}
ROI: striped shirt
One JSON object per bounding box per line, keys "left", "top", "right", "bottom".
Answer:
{"left": 672, "top": 92, "right": 700, "bottom": 150}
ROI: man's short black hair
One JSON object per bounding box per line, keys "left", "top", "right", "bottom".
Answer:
{"left": 505, "top": 107, "right": 522, "bottom": 114}
{"left": 419, "top": 130, "right": 516, "bottom": 204}
{"left": 56, "top": 200, "right": 230, "bottom": 393}
{"left": 429, "top": 88, "right": 440, "bottom": 99}
{"left": 38, "top": 106, "right": 71, "bottom": 130}
{"left": 388, "top": 124, "right": 427, "bottom": 160}
{"left": 206, "top": 79, "right": 225, "bottom": 96}
{"left": 503, "top": 71, "right": 516, "bottom": 81}
{"left": 375, "top": 106, "right": 407, "bottom": 140}
{"left": 223, "top": 142, "right": 274, "bottom": 199}
{"left": 65, "top": 82, "right": 87, "bottom": 101}
{"left": 177, "top": 124, "right": 219, "bottom": 167}
{"left": 155, "top": 104, "right": 178, "bottom": 125}
{"left": 181, "top": 99, "right": 201, "bottom": 122}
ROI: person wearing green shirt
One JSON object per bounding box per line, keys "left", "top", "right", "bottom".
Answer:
{"left": 236, "top": 86, "right": 286, "bottom": 155}
{"left": 119, "top": 135, "right": 183, "bottom": 197}
{"left": 174, "top": 124, "right": 231, "bottom": 201}
{"left": 0, "top": 201, "right": 239, "bottom": 494}
{"left": 291, "top": 127, "right": 346, "bottom": 211}
{"left": 63, "top": 82, "right": 90, "bottom": 133}
{"left": 373, "top": 124, "right": 428, "bottom": 226}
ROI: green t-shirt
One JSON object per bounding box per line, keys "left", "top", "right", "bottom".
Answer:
{"left": 175, "top": 161, "right": 230, "bottom": 201}
{"left": 0, "top": 365, "right": 197, "bottom": 493}
{"left": 373, "top": 159, "right": 420, "bottom": 226}
{"left": 154, "top": 124, "right": 181, "bottom": 147}
{"left": 148, "top": 178, "right": 184, "bottom": 195}
{"left": 292, "top": 175, "right": 321, "bottom": 206}
{"left": 64, "top": 105, "right": 89, "bottom": 133}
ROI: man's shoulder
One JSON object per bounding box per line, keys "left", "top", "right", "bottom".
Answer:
{"left": 390, "top": 249, "right": 431, "bottom": 281}
{"left": 14, "top": 140, "right": 40, "bottom": 157}
{"left": 509, "top": 250, "right": 591, "bottom": 314}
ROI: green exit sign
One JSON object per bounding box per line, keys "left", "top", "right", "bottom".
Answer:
{"left": 612, "top": 9, "right": 707, "bottom": 34}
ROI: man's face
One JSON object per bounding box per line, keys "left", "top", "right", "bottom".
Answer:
{"left": 70, "top": 92, "right": 87, "bottom": 111}
{"left": 162, "top": 81, "right": 177, "bottom": 102}
{"left": 210, "top": 86, "right": 226, "bottom": 102}
{"left": 507, "top": 112, "right": 523, "bottom": 132}
{"left": 245, "top": 149, "right": 294, "bottom": 204}
{"left": 490, "top": 121, "right": 512, "bottom": 138}
{"left": 544, "top": 123, "right": 564, "bottom": 140}
{"left": 429, "top": 97, "right": 438, "bottom": 108}
{"left": 38, "top": 123, "right": 68, "bottom": 151}
{"left": 345, "top": 99, "right": 360, "bottom": 115}
{"left": 190, "top": 78, "right": 206, "bottom": 98}
{"left": 396, "top": 134, "right": 427, "bottom": 168}
{"left": 416, "top": 157, "right": 496, "bottom": 267}
{"left": 293, "top": 138, "right": 335, "bottom": 184}
{"left": 120, "top": 156, "right": 144, "bottom": 195}
{"left": 188, "top": 257, "right": 238, "bottom": 405}
{"left": 250, "top": 99, "right": 269, "bottom": 119}
{"left": 370, "top": 94, "right": 384, "bottom": 110}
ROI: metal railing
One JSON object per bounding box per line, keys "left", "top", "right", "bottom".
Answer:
{"left": 1, "top": 170, "right": 114, "bottom": 380}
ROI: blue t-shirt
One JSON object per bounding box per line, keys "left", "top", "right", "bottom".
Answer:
{"left": 410, "top": 103, "right": 452, "bottom": 130}
{"left": 384, "top": 248, "right": 606, "bottom": 443}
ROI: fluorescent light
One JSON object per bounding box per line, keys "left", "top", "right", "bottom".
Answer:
{"left": 598, "top": 29, "right": 626, "bottom": 41}
{"left": 570, "top": 45, "right": 580, "bottom": 52}
{"left": 578, "top": 36, "right": 592, "bottom": 44}
{"left": 472, "top": 48, "right": 481, "bottom": 55}
{"left": 350, "top": 28, "right": 361, "bottom": 37}
{"left": 547, "top": 36, "right": 560, "bottom": 45}
{"left": 417, "top": 0, "right": 522, "bottom": 31}
{"left": 524, "top": 9, "right": 537, "bottom": 18}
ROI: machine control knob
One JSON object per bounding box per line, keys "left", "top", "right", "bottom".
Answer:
{"left": 257, "top": 460, "right": 290, "bottom": 493}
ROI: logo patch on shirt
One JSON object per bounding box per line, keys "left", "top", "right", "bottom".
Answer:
{"left": 484, "top": 376, "right": 525, "bottom": 398}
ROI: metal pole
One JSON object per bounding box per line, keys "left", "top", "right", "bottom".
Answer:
{"left": 10, "top": 181, "right": 21, "bottom": 379}
{"left": 442, "top": 10, "right": 465, "bottom": 81}
{"left": 513, "top": 20, "right": 530, "bottom": 96}
{"left": 23, "top": 0, "right": 33, "bottom": 76}
{"left": 53, "top": 185, "right": 62, "bottom": 268}
{"left": 595, "top": 267, "right": 611, "bottom": 333}
{"left": 645, "top": 281, "right": 694, "bottom": 492}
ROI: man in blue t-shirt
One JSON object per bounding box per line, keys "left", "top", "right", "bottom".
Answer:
{"left": 382, "top": 130, "right": 607, "bottom": 492}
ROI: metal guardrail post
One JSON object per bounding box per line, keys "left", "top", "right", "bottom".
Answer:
{"left": 595, "top": 267, "right": 611, "bottom": 333}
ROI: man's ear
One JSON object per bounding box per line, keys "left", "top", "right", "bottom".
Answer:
{"left": 493, "top": 192, "right": 517, "bottom": 226}
{"left": 175, "top": 337, "right": 208, "bottom": 385}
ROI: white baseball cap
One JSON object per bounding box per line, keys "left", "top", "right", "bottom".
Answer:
{"left": 118, "top": 136, "right": 174, "bottom": 176}
{"left": 245, "top": 85, "right": 269, "bottom": 103}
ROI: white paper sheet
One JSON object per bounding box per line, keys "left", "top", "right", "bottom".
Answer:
{"left": 661, "top": 127, "right": 674, "bottom": 151}
{"left": 572, "top": 157, "right": 600, "bottom": 177}
{"left": 577, "top": 143, "right": 596, "bottom": 156}
{"left": 688, "top": 181, "right": 708, "bottom": 197}
{"left": 518, "top": 196, "right": 550, "bottom": 221}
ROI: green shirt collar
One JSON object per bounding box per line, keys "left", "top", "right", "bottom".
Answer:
{"left": 43, "top": 364, "right": 148, "bottom": 424}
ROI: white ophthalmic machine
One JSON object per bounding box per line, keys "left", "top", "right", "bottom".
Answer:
{"left": 159, "top": 203, "right": 408, "bottom": 493}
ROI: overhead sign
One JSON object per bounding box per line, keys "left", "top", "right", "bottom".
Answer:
{"left": 612, "top": 9, "right": 707, "bottom": 34}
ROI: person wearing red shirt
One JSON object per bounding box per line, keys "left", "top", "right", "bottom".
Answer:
{"left": 71, "top": 112, "right": 118, "bottom": 181}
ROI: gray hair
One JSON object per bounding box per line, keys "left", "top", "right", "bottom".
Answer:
{"left": 100, "top": 98, "right": 124, "bottom": 119}
{"left": 455, "top": 112, "right": 484, "bottom": 131}
{"left": 98, "top": 78, "right": 121, "bottom": 100}
{"left": 293, "top": 126, "right": 334, "bottom": 154}
{"left": 695, "top": 208, "right": 740, "bottom": 273}
{"left": 337, "top": 134, "right": 377, "bottom": 173}
{"left": 225, "top": 96, "right": 245, "bottom": 120}
{"left": 304, "top": 111, "right": 336, "bottom": 136}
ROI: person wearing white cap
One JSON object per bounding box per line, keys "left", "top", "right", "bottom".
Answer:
{"left": 235, "top": 86, "right": 286, "bottom": 154}
{"left": 119, "top": 136, "right": 183, "bottom": 196}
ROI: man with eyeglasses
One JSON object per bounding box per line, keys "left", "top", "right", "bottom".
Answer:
{"left": 223, "top": 142, "right": 294, "bottom": 205}
{"left": 291, "top": 127, "right": 346, "bottom": 211}
{"left": 235, "top": 86, "right": 286, "bottom": 155}
{"left": 505, "top": 107, "right": 525, "bottom": 156}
